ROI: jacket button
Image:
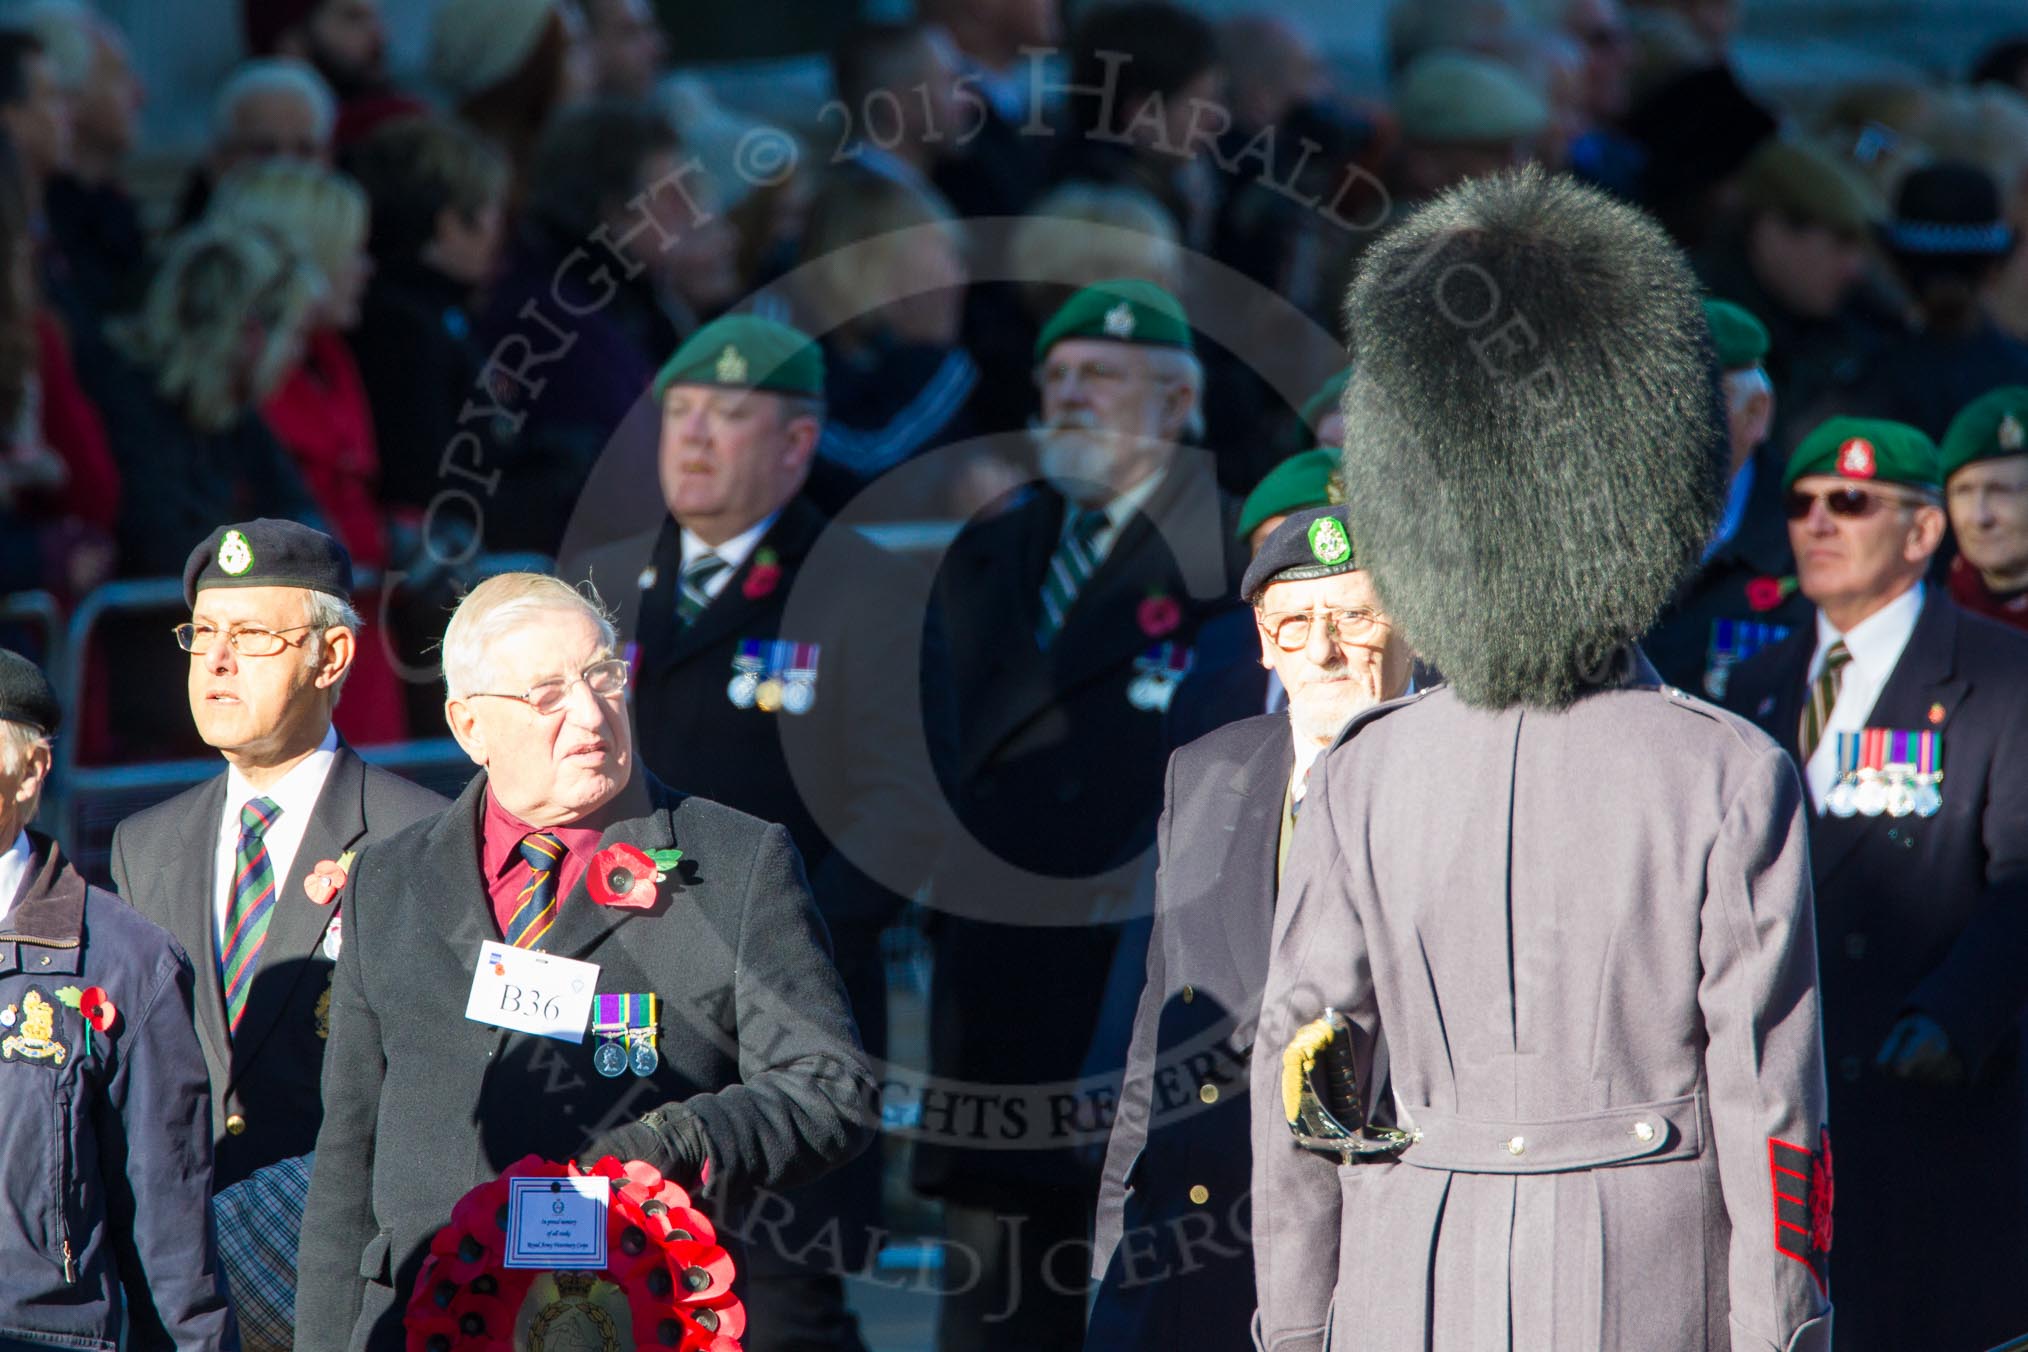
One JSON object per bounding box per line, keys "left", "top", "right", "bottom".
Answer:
{"left": 1198, "top": 1083, "right": 1219, "bottom": 1105}
{"left": 1181, "top": 985, "right": 1195, "bottom": 1004}
{"left": 1506, "top": 1136, "right": 1526, "bottom": 1156}
{"left": 1632, "top": 1121, "right": 1655, "bottom": 1144}
{"left": 1840, "top": 1055, "right": 1862, "bottom": 1083}
{"left": 1845, "top": 934, "right": 1866, "bottom": 959}
{"left": 225, "top": 1114, "right": 247, "bottom": 1136}
{"left": 1188, "top": 1184, "right": 1209, "bottom": 1205}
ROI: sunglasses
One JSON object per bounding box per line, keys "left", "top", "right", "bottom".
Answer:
{"left": 1784, "top": 486, "right": 1932, "bottom": 520}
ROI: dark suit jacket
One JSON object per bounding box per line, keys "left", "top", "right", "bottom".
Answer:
{"left": 294, "top": 772, "right": 874, "bottom": 1352}
{"left": 567, "top": 495, "right": 957, "bottom": 950}
{"left": 566, "top": 495, "right": 957, "bottom": 1271}
{"left": 1087, "top": 714, "right": 1289, "bottom": 1352}
{"left": 109, "top": 744, "right": 447, "bottom": 1188}
{"left": 1726, "top": 590, "right": 2028, "bottom": 1351}
{"left": 917, "top": 460, "right": 1247, "bottom": 1199}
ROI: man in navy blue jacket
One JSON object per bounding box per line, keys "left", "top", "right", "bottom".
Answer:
{"left": 0, "top": 648, "right": 236, "bottom": 1352}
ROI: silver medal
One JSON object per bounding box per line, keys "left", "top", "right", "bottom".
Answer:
{"left": 727, "top": 672, "right": 759, "bottom": 708}
{"left": 1913, "top": 780, "right": 1942, "bottom": 817}
{"left": 1825, "top": 777, "right": 1858, "bottom": 818}
{"left": 630, "top": 1040, "right": 659, "bottom": 1076}
{"left": 1853, "top": 775, "right": 1888, "bottom": 818}
{"left": 593, "top": 1040, "right": 628, "bottom": 1078}
{"left": 781, "top": 678, "right": 815, "bottom": 715}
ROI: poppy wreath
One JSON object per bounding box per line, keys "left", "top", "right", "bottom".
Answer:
{"left": 404, "top": 1154, "right": 744, "bottom": 1352}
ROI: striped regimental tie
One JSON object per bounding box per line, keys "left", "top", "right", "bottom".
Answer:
{"left": 1036, "top": 507, "right": 1109, "bottom": 648}
{"left": 677, "top": 553, "right": 728, "bottom": 626}
{"left": 1798, "top": 639, "right": 1853, "bottom": 764}
{"left": 505, "top": 832, "right": 566, "bottom": 949}
{"left": 220, "top": 797, "right": 283, "bottom": 1034}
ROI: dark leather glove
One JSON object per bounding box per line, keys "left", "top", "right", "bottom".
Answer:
{"left": 578, "top": 1102, "right": 713, "bottom": 1185}
{"left": 1874, "top": 1012, "right": 1967, "bottom": 1087}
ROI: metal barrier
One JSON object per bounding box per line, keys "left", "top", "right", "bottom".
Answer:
{"left": 44, "top": 553, "right": 553, "bottom": 880}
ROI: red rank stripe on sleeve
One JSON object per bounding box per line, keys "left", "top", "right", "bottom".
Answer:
{"left": 1769, "top": 1127, "right": 1833, "bottom": 1294}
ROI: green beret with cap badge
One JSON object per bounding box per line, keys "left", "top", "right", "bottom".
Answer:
{"left": 1939, "top": 386, "right": 2028, "bottom": 481}
{"left": 1783, "top": 416, "right": 1941, "bottom": 493}
{"left": 653, "top": 314, "right": 825, "bottom": 401}
{"left": 1298, "top": 369, "right": 1351, "bottom": 433}
{"left": 1034, "top": 278, "right": 1193, "bottom": 361}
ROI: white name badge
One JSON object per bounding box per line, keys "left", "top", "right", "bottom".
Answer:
{"left": 503, "top": 1175, "right": 610, "bottom": 1270}
{"left": 464, "top": 943, "right": 600, "bottom": 1043}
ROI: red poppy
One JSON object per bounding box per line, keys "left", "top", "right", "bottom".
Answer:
{"left": 304, "top": 858, "right": 349, "bottom": 905}
{"left": 77, "top": 987, "right": 117, "bottom": 1035}
{"left": 1744, "top": 576, "right": 1792, "bottom": 613}
{"left": 1137, "top": 594, "right": 1181, "bottom": 638}
{"left": 741, "top": 564, "right": 782, "bottom": 601}
{"left": 404, "top": 1307, "right": 460, "bottom": 1352}
{"left": 588, "top": 844, "right": 660, "bottom": 909}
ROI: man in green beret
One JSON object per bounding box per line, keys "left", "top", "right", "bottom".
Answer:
{"left": 1643, "top": 298, "right": 1812, "bottom": 697}
{"left": 1941, "top": 385, "right": 2028, "bottom": 631}
{"left": 566, "top": 313, "right": 957, "bottom": 1352}
{"left": 923, "top": 278, "right": 1245, "bottom": 1351}
{"left": 1167, "top": 447, "right": 1342, "bottom": 749}
{"left": 1726, "top": 415, "right": 2028, "bottom": 1351}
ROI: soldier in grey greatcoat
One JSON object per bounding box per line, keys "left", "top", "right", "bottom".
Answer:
{"left": 1249, "top": 168, "right": 1835, "bottom": 1352}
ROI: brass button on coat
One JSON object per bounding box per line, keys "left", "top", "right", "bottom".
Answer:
{"left": 1188, "top": 1184, "right": 1210, "bottom": 1205}
{"left": 1198, "top": 1083, "right": 1219, "bottom": 1105}
{"left": 225, "top": 1114, "right": 247, "bottom": 1136}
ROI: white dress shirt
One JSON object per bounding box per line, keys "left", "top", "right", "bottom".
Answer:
{"left": 679, "top": 510, "right": 782, "bottom": 604}
{"left": 1079, "top": 468, "right": 1168, "bottom": 569}
{"left": 0, "top": 829, "right": 30, "bottom": 932}
{"left": 1803, "top": 582, "right": 1924, "bottom": 812}
{"left": 212, "top": 726, "right": 340, "bottom": 949}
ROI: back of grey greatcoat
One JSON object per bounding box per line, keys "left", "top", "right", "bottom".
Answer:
{"left": 1249, "top": 677, "right": 1833, "bottom": 1352}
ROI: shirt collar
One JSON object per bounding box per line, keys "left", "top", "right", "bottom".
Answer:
{"left": 0, "top": 829, "right": 29, "bottom": 932}
{"left": 1079, "top": 466, "right": 1168, "bottom": 536}
{"left": 1814, "top": 580, "right": 1924, "bottom": 679}
{"left": 223, "top": 724, "right": 339, "bottom": 824}
{"left": 480, "top": 785, "right": 612, "bottom": 880}
{"left": 680, "top": 509, "right": 781, "bottom": 576}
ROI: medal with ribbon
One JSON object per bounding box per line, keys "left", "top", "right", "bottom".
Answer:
{"left": 1825, "top": 732, "right": 1861, "bottom": 818}
{"left": 754, "top": 639, "right": 792, "bottom": 713}
{"left": 1852, "top": 728, "right": 1889, "bottom": 817}
{"left": 1883, "top": 730, "right": 1919, "bottom": 818}
{"left": 780, "top": 641, "right": 821, "bottom": 716}
{"left": 726, "top": 639, "right": 766, "bottom": 709}
{"left": 1912, "top": 729, "right": 1943, "bottom": 817}
{"left": 591, "top": 993, "right": 661, "bottom": 1079}
{"left": 1126, "top": 643, "right": 1194, "bottom": 713}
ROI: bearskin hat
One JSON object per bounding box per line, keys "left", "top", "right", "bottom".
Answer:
{"left": 1338, "top": 166, "right": 1726, "bottom": 709}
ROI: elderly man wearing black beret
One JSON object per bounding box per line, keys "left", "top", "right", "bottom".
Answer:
{"left": 0, "top": 648, "right": 238, "bottom": 1352}
{"left": 1088, "top": 505, "right": 1411, "bottom": 1352}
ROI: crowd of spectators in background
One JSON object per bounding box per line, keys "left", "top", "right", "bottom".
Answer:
{"left": 5, "top": 0, "right": 2028, "bottom": 763}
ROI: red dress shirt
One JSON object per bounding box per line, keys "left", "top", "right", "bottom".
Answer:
{"left": 479, "top": 788, "right": 609, "bottom": 940}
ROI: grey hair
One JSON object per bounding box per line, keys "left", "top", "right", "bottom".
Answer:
{"left": 212, "top": 57, "right": 337, "bottom": 148}
{"left": 441, "top": 573, "right": 618, "bottom": 698}
{"left": 1722, "top": 365, "right": 1772, "bottom": 414}
{"left": 306, "top": 590, "right": 363, "bottom": 701}
{"left": 1145, "top": 345, "right": 1206, "bottom": 442}
{"left": 0, "top": 719, "right": 53, "bottom": 819}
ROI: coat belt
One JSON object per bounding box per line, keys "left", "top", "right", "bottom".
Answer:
{"left": 1392, "top": 1091, "right": 1704, "bottom": 1175}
